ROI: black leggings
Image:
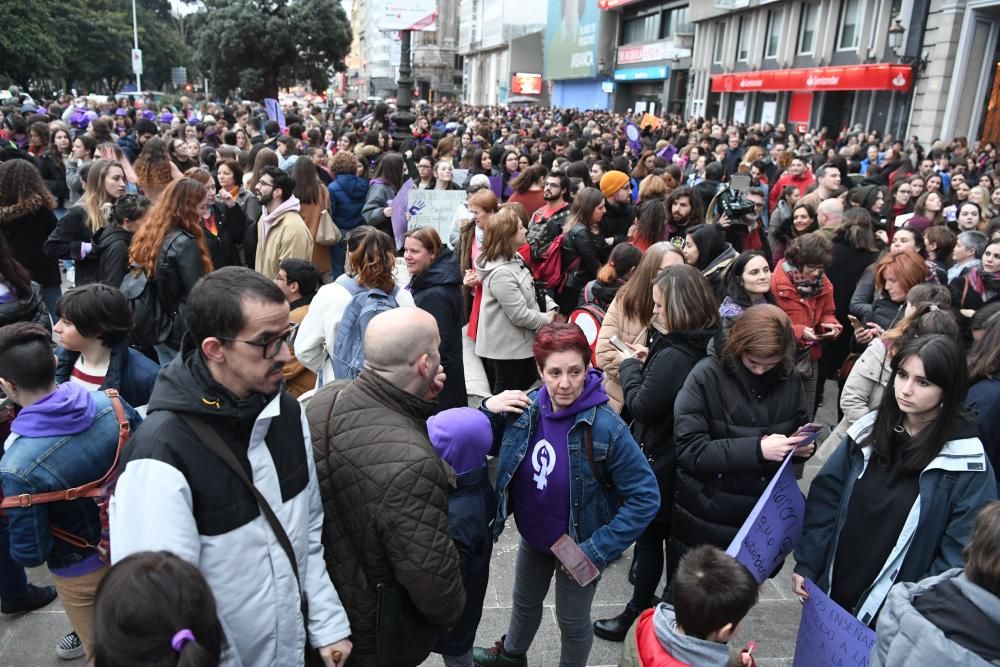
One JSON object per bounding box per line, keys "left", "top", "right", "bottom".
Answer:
{"left": 485, "top": 357, "right": 538, "bottom": 393}
{"left": 629, "top": 514, "right": 670, "bottom": 610}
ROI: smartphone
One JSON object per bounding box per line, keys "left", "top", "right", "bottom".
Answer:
{"left": 551, "top": 534, "right": 600, "bottom": 586}
{"left": 609, "top": 335, "right": 631, "bottom": 355}
{"left": 847, "top": 314, "right": 864, "bottom": 334}
{"left": 793, "top": 423, "right": 823, "bottom": 449}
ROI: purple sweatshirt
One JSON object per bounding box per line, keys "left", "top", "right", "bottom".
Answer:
{"left": 11, "top": 383, "right": 96, "bottom": 438}
{"left": 511, "top": 369, "right": 609, "bottom": 552}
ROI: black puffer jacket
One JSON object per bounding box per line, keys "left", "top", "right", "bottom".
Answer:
{"left": 409, "top": 249, "right": 466, "bottom": 411}
{"left": 559, "top": 223, "right": 608, "bottom": 314}
{"left": 155, "top": 229, "right": 207, "bottom": 350}
{"left": 306, "top": 371, "right": 465, "bottom": 666}
{"left": 671, "top": 350, "right": 808, "bottom": 564}
{"left": 0, "top": 198, "right": 60, "bottom": 288}
{"left": 619, "top": 328, "right": 715, "bottom": 520}
{"left": 600, "top": 201, "right": 636, "bottom": 245}
{"left": 44, "top": 206, "right": 100, "bottom": 285}
{"left": 202, "top": 202, "right": 244, "bottom": 270}
{"left": 92, "top": 223, "right": 132, "bottom": 287}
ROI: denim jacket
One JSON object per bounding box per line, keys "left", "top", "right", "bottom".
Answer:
{"left": 0, "top": 391, "right": 141, "bottom": 571}
{"left": 483, "top": 393, "right": 659, "bottom": 569}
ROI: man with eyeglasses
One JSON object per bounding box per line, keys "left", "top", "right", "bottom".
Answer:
{"left": 111, "top": 267, "right": 354, "bottom": 667}
{"left": 254, "top": 165, "right": 314, "bottom": 280}
{"left": 526, "top": 173, "right": 572, "bottom": 275}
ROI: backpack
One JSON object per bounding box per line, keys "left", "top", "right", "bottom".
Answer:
{"left": 332, "top": 276, "right": 400, "bottom": 380}
{"left": 0, "top": 389, "right": 131, "bottom": 565}
{"left": 536, "top": 231, "right": 582, "bottom": 292}
{"left": 120, "top": 264, "right": 172, "bottom": 348}
{"left": 569, "top": 282, "right": 607, "bottom": 363}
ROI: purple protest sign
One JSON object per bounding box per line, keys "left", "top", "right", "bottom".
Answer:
{"left": 657, "top": 144, "right": 677, "bottom": 163}
{"left": 726, "top": 453, "right": 804, "bottom": 583}
{"left": 263, "top": 98, "right": 286, "bottom": 130}
{"left": 488, "top": 174, "right": 504, "bottom": 200}
{"left": 793, "top": 578, "right": 876, "bottom": 667}
{"left": 390, "top": 179, "right": 416, "bottom": 250}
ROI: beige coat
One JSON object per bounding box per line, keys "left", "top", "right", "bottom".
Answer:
{"left": 255, "top": 209, "right": 314, "bottom": 279}
{"left": 820, "top": 337, "right": 890, "bottom": 452}
{"left": 474, "top": 255, "right": 549, "bottom": 360}
{"left": 595, "top": 296, "right": 647, "bottom": 413}
{"left": 300, "top": 188, "right": 332, "bottom": 274}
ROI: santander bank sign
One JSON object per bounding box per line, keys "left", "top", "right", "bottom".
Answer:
{"left": 712, "top": 64, "right": 912, "bottom": 93}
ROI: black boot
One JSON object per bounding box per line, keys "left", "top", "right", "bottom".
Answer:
{"left": 1, "top": 584, "right": 57, "bottom": 614}
{"left": 593, "top": 604, "right": 640, "bottom": 642}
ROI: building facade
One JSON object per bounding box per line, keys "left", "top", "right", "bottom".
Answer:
{"left": 688, "top": 0, "right": 913, "bottom": 135}
{"left": 413, "top": 0, "right": 463, "bottom": 102}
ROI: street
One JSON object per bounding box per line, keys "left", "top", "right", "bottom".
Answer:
{"left": 0, "top": 382, "right": 837, "bottom": 666}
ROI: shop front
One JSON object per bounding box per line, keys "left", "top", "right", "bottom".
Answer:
{"left": 612, "top": 37, "right": 690, "bottom": 115}
{"left": 710, "top": 64, "right": 913, "bottom": 132}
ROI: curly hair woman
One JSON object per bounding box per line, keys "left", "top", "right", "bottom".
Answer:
{"left": 133, "top": 137, "right": 182, "bottom": 203}
{"left": 128, "top": 178, "right": 213, "bottom": 364}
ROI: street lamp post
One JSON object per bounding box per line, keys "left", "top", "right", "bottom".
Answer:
{"left": 131, "top": 0, "right": 141, "bottom": 92}
{"left": 392, "top": 29, "right": 416, "bottom": 148}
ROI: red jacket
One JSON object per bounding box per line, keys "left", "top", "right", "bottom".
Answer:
{"left": 768, "top": 171, "right": 816, "bottom": 211}
{"left": 771, "top": 263, "right": 839, "bottom": 361}
{"left": 631, "top": 609, "right": 757, "bottom": 667}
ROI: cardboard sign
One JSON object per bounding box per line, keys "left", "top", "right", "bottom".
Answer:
{"left": 406, "top": 189, "right": 468, "bottom": 240}
{"left": 793, "top": 578, "right": 876, "bottom": 667}
{"left": 726, "top": 454, "right": 804, "bottom": 583}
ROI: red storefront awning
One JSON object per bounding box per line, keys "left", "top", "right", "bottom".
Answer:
{"left": 710, "top": 64, "right": 912, "bottom": 93}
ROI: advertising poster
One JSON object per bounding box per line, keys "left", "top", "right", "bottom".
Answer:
{"left": 544, "top": 0, "right": 601, "bottom": 80}
{"left": 379, "top": 0, "right": 438, "bottom": 31}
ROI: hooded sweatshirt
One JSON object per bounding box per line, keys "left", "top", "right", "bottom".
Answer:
{"left": 511, "top": 368, "right": 609, "bottom": 552}
{"left": 11, "top": 382, "right": 96, "bottom": 438}
{"left": 427, "top": 407, "right": 492, "bottom": 475}
{"left": 651, "top": 603, "right": 732, "bottom": 667}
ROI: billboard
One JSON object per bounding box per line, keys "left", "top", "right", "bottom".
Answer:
{"left": 512, "top": 73, "right": 543, "bottom": 95}
{"left": 379, "top": 0, "right": 437, "bottom": 31}
{"left": 544, "top": 0, "right": 601, "bottom": 80}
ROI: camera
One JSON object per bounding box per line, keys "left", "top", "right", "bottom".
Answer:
{"left": 713, "top": 187, "right": 757, "bottom": 232}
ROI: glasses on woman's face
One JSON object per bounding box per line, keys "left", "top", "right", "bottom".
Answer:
{"left": 218, "top": 324, "right": 296, "bottom": 359}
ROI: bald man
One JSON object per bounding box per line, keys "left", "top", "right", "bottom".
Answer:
{"left": 305, "top": 308, "right": 465, "bottom": 666}
{"left": 816, "top": 198, "right": 844, "bottom": 241}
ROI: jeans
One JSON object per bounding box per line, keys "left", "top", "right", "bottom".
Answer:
{"left": 441, "top": 650, "right": 473, "bottom": 667}
{"left": 503, "top": 540, "right": 598, "bottom": 667}
{"left": 41, "top": 285, "right": 62, "bottom": 322}
{"left": 629, "top": 515, "right": 668, "bottom": 610}
{"left": 0, "top": 515, "right": 28, "bottom": 602}
{"left": 154, "top": 344, "right": 178, "bottom": 367}
{"left": 329, "top": 239, "right": 347, "bottom": 280}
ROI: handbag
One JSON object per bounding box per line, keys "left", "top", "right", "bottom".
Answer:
{"left": 181, "top": 415, "right": 328, "bottom": 667}
{"left": 315, "top": 209, "right": 342, "bottom": 246}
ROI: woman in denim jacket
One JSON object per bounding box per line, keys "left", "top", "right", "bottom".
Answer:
{"left": 473, "top": 323, "right": 659, "bottom": 667}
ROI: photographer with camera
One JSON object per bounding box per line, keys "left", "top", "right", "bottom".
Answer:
{"left": 709, "top": 180, "right": 772, "bottom": 259}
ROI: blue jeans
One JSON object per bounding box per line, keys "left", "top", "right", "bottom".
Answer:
{"left": 41, "top": 285, "right": 62, "bottom": 321}
{"left": 0, "top": 515, "right": 29, "bottom": 602}
{"left": 154, "top": 344, "right": 178, "bottom": 367}
{"left": 329, "top": 239, "right": 347, "bottom": 280}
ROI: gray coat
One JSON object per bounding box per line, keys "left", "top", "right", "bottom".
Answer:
{"left": 360, "top": 181, "right": 396, "bottom": 240}
{"left": 871, "top": 569, "right": 1000, "bottom": 666}
{"left": 474, "top": 255, "right": 548, "bottom": 360}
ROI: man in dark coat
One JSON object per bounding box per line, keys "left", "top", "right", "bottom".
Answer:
{"left": 598, "top": 170, "right": 636, "bottom": 246}
{"left": 306, "top": 308, "right": 465, "bottom": 666}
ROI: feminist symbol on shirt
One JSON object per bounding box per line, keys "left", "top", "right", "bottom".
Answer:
{"left": 532, "top": 439, "right": 556, "bottom": 491}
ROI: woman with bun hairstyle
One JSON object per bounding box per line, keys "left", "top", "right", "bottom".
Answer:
{"left": 92, "top": 551, "right": 223, "bottom": 667}
{"left": 595, "top": 243, "right": 684, "bottom": 412}
{"left": 794, "top": 334, "right": 996, "bottom": 627}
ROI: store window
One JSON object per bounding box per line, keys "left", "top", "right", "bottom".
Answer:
{"left": 765, "top": 10, "right": 783, "bottom": 59}
{"left": 713, "top": 22, "right": 726, "bottom": 64}
{"left": 622, "top": 13, "right": 660, "bottom": 45}
{"left": 736, "top": 15, "right": 749, "bottom": 62}
{"left": 798, "top": 2, "right": 819, "bottom": 55}
{"left": 837, "top": 0, "right": 862, "bottom": 51}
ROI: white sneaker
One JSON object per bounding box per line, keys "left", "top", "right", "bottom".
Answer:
{"left": 56, "top": 631, "right": 84, "bottom": 660}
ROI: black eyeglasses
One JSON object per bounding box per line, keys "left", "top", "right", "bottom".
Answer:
{"left": 218, "top": 325, "right": 296, "bottom": 359}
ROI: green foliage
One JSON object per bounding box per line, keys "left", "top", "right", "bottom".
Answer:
{"left": 193, "top": 0, "right": 351, "bottom": 100}
{"left": 0, "top": 0, "right": 196, "bottom": 94}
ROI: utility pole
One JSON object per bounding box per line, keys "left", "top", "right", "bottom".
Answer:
{"left": 131, "top": 0, "right": 142, "bottom": 92}
{"left": 391, "top": 30, "right": 416, "bottom": 148}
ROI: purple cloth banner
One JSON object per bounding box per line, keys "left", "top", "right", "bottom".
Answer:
{"left": 624, "top": 119, "right": 643, "bottom": 155}
{"left": 263, "top": 98, "right": 286, "bottom": 130}
{"left": 657, "top": 144, "right": 677, "bottom": 163}
{"left": 725, "top": 453, "right": 804, "bottom": 583}
{"left": 793, "top": 578, "right": 876, "bottom": 667}
{"left": 489, "top": 174, "right": 504, "bottom": 200}
{"left": 390, "top": 179, "right": 416, "bottom": 249}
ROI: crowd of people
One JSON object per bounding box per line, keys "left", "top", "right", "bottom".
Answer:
{"left": 0, "top": 87, "right": 998, "bottom": 667}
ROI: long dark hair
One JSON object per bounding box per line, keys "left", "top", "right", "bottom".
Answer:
{"left": 725, "top": 250, "right": 775, "bottom": 309}
{"left": 634, "top": 200, "right": 667, "bottom": 248}
{"left": 870, "top": 334, "right": 971, "bottom": 473}
{"left": 0, "top": 232, "right": 33, "bottom": 299}
{"left": 968, "top": 308, "right": 1000, "bottom": 384}
{"left": 372, "top": 152, "right": 405, "bottom": 192}
{"left": 292, "top": 158, "right": 322, "bottom": 205}
{"left": 686, "top": 224, "right": 728, "bottom": 271}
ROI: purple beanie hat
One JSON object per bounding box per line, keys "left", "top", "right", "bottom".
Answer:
{"left": 426, "top": 408, "right": 493, "bottom": 475}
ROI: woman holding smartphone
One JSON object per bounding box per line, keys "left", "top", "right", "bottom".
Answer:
{"left": 794, "top": 334, "right": 996, "bottom": 627}
{"left": 473, "top": 323, "right": 659, "bottom": 667}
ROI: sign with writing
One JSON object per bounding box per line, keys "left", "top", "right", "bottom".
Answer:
{"left": 617, "top": 41, "right": 691, "bottom": 65}
{"left": 711, "top": 64, "right": 913, "bottom": 93}
{"left": 512, "top": 73, "right": 543, "bottom": 95}
{"left": 545, "top": 0, "right": 602, "bottom": 80}
{"left": 614, "top": 66, "right": 669, "bottom": 82}
{"left": 406, "top": 188, "right": 467, "bottom": 240}
{"left": 131, "top": 49, "right": 143, "bottom": 75}
{"left": 794, "top": 578, "right": 876, "bottom": 667}
{"left": 726, "top": 454, "right": 804, "bottom": 583}
{"left": 378, "top": 0, "right": 437, "bottom": 31}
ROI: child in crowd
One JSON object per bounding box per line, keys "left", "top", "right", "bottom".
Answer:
{"left": 426, "top": 407, "right": 497, "bottom": 667}
{"left": 621, "top": 545, "right": 759, "bottom": 667}
{"left": 92, "top": 550, "right": 224, "bottom": 667}
{"left": 53, "top": 284, "right": 159, "bottom": 410}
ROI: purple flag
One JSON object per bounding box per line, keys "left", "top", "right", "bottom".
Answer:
{"left": 657, "top": 144, "right": 677, "bottom": 163}
{"left": 794, "top": 579, "right": 876, "bottom": 667}
{"left": 263, "top": 98, "right": 286, "bottom": 130}
{"left": 624, "top": 119, "right": 642, "bottom": 155}
{"left": 488, "top": 174, "right": 504, "bottom": 200}
{"left": 725, "top": 453, "right": 804, "bottom": 583}
{"left": 390, "top": 179, "right": 416, "bottom": 250}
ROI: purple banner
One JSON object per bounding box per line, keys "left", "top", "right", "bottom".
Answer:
{"left": 263, "top": 98, "right": 286, "bottom": 130}
{"left": 390, "top": 179, "right": 416, "bottom": 250}
{"left": 794, "top": 578, "right": 876, "bottom": 667}
{"left": 489, "top": 174, "right": 504, "bottom": 200}
{"left": 657, "top": 144, "right": 677, "bottom": 163}
{"left": 725, "top": 453, "right": 804, "bottom": 583}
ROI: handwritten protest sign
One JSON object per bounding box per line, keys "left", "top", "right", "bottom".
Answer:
{"left": 406, "top": 189, "right": 468, "bottom": 240}
{"left": 726, "top": 453, "right": 804, "bottom": 583}
{"left": 389, "top": 179, "right": 416, "bottom": 249}
{"left": 794, "top": 578, "right": 876, "bottom": 667}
